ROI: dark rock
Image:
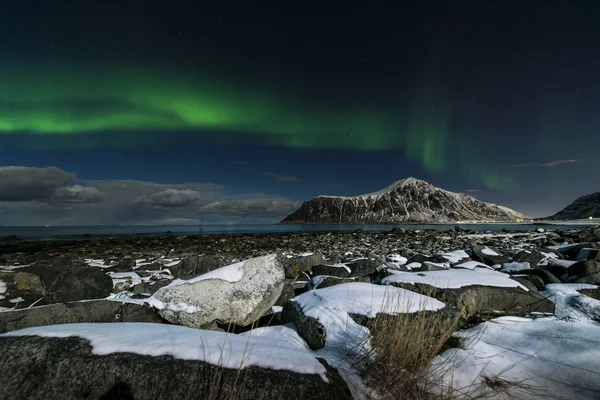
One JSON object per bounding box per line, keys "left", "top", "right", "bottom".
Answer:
{"left": 281, "top": 301, "right": 326, "bottom": 350}
{"left": 386, "top": 281, "right": 554, "bottom": 319}
{"left": 168, "top": 255, "right": 227, "bottom": 279}
{"left": 455, "top": 225, "right": 465, "bottom": 232}
{"left": 560, "top": 243, "right": 597, "bottom": 260}
{"left": 532, "top": 269, "right": 562, "bottom": 285}
{"left": 513, "top": 249, "right": 544, "bottom": 267}
{"left": 545, "top": 263, "right": 570, "bottom": 282}
{"left": 20, "top": 261, "right": 113, "bottom": 305}
{"left": 0, "top": 300, "right": 163, "bottom": 334}
{"left": 311, "top": 258, "right": 378, "bottom": 279}
{"left": 578, "top": 288, "right": 600, "bottom": 301}
{"left": 406, "top": 254, "right": 431, "bottom": 264}
{"left": 274, "top": 279, "right": 296, "bottom": 307}
{"left": 568, "top": 260, "right": 600, "bottom": 278}
{"left": 513, "top": 275, "right": 545, "bottom": 291}
{"left": 118, "top": 256, "right": 136, "bottom": 269}
{"left": 280, "top": 253, "right": 323, "bottom": 279}
{"left": 309, "top": 276, "right": 370, "bottom": 290}
{"left": 419, "top": 261, "right": 448, "bottom": 272}
{"left": 574, "top": 272, "right": 600, "bottom": 285}
{"left": 0, "top": 271, "right": 46, "bottom": 308}
{"left": 578, "top": 226, "right": 600, "bottom": 242}
{"left": 575, "top": 248, "right": 600, "bottom": 261}
{"left": 471, "top": 245, "right": 509, "bottom": 266}
{"left": 0, "top": 335, "right": 352, "bottom": 400}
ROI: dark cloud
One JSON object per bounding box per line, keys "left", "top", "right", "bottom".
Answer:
{"left": 135, "top": 188, "right": 202, "bottom": 208}
{"left": 264, "top": 172, "right": 298, "bottom": 182}
{"left": 200, "top": 198, "right": 302, "bottom": 218}
{"left": 0, "top": 166, "right": 75, "bottom": 201}
{"left": 0, "top": 166, "right": 301, "bottom": 225}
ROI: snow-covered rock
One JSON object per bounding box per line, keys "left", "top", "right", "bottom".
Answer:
{"left": 436, "top": 317, "right": 600, "bottom": 399}
{"left": 149, "top": 254, "right": 285, "bottom": 329}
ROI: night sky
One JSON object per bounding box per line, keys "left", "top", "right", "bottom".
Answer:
{"left": 1, "top": 0, "right": 599, "bottom": 225}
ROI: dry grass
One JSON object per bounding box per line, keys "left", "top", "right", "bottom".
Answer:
{"left": 358, "top": 289, "right": 468, "bottom": 400}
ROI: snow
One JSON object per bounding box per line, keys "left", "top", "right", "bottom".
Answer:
{"left": 542, "top": 283, "right": 600, "bottom": 321}
{"left": 386, "top": 254, "right": 408, "bottom": 264}
{"left": 322, "top": 263, "right": 352, "bottom": 274}
{"left": 164, "top": 259, "right": 182, "bottom": 267}
{"left": 107, "top": 272, "right": 143, "bottom": 287}
{"left": 9, "top": 297, "right": 24, "bottom": 304}
{"left": 169, "top": 260, "right": 246, "bottom": 286}
{"left": 308, "top": 275, "right": 328, "bottom": 290}
{"left": 438, "top": 250, "right": 470, "bottom": 264}
{"left": 481, "top": 247, "right": 499, "bottom": 256}
{"left": 85, "top": 259, "right": 116, "bottom": 269}
{"left": 0, "top": 280, "right": 6, "bottom": 296}
{"left": 1, "top": 323, "right": 329, "bottom": 380}
{"left": 298, "top": 252, "right": 315, "bottom": 257}
{"left": 435, "top": 317, "right": 600, "bottom": 399}
{"left": 405, "top": 262, "right": 421, "bottom": 270}
{"left": 500, "top": 262, "right": 532, "bottom": 272}
{"left": 452, "top": 261, "right": 492, "bottom": 270}
{"left": 382, "top": 269, "right": 528, "bottom": 291}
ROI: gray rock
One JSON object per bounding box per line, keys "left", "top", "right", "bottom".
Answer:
{"left": 578, "top": 288, "right": 600, "bottom": 301}
{"left": 576, "top": 248, "right": 600, "bottom": 262}
{"left": 513, "top": 275, "right": 545, "bottom": 291}
{"left": 471, "top": 245, "right": 509, "bottom": 266}
{"left": 0, "top": 271, "right": 46, "bottom": 309}
{"left": 419, "top": 261, "right": 448, "bottom": 271}
{"left": 169, "top": 255, "right": 227, "bottom": 279}
{"left": 0, "top": 300, "right": 163, "bottom": 334}
{"left": 533, "top": 269, "right": 562, "bottom": 285}
{"left": 308, "top": 276, "right": 370, "bottom": 290}
{"left": 19, "top": 261, "right": 113, "bottom": 305}
{"left": 0, "top": 335, "right": 352, "bottom": 400}
{"left": 154, "top": 254, "right": 285, "bottom": 329}
{"left": 513, "top": 249, "right": 544, "bottom": 267}
{"left": 568, "top": 260, "right": 600, "bottom": 278}
{"left": 578, "top": 225, "right": 600, "bottom": 242}
{"left": 280, "top": 253, "right": 324, "bottom": 279}
{"left": 574, "top": 272, "right": 600, "bottom": 285}
{"left": 386, "top": 282, "right": 554, "bottom": 319}
{"left": 281, "top": 301, "right": 326, "bottom": 350}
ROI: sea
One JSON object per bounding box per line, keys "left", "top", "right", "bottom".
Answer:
{"left": 0, "top": 222, "right": 596, "bottom": 241}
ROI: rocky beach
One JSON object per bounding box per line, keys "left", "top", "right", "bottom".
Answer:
{"left": 1, "top": 225, "right": 600, "bottom": 399}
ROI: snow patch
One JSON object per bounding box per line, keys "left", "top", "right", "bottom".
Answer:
{"left": 500, "top": 262, "right": 532, "bottom": 273}
{"left": 383, "top": 269, "right": 528, "bottom": 291}
{"left": 2, "top": 323, "right": 329, "bottom": 380}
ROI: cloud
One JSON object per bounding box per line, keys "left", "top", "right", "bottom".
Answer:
{"left": 0, "top": 166, "right": 76, "bottom": 201}
{"left": 539, "top": 159, "right": 583, "bottom": 167}
{"left": 200, "top": 198, "right": 302, "bottom": 218}
{"left": 264, "top": 172, "right": 298, "bottom": 182}
{"left": 0, "top": 166, "right": 301, "bottom": 225}
{"left": 53, "top": 185, "right": 103, "bottom": 203}
{"left": 135, "top": 188, "right": 202, "bottom": 208}
{"left": 512, "top": 159, "right": 584, "bottom": 168}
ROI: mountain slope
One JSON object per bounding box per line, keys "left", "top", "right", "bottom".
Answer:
{"left": 545, "top": 191, "right": 600, "bottom": 220}
{"left": 280, "top": 178, "right": 528, "bottom": 224}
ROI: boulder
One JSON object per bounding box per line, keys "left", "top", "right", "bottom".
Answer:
{"left": 471, "top": 245, "right": 509, "bottom": 266}
{"left": 513, "top": 275, "right": 545, "bottom": 292}
{"left": 385, "top": 281, "right": 554, "bottom": 319}
{"left": 281, "top": 301, "right": 326, "bottom": 350}
{"left": 281, "top": 253, "right": 323, "bottom": 279}
{"left": 0, "top": 335, "right": 352, "bottom": 400}
{"left": 532, "top": 269, "right": 562, "bottom": 285}
{"left": 0, "top": 300, "right": 163, "bottom": 334}
{"left": 560, "top": 243, "right": 597, "bottom": 260}
{"left": 578, "top": 226, "right": 600, "bottom": 242}
{"left": 578, "top": 288, "right": 600, "bottom": 301}
{"left": 513, "top": 249, "right": 544, "bottom": 267}
{"left": 568, "top": 260, "right": 600, "bottom": 278}
{"left": 574, "top": 272, "right": 600, "bottom": 285}
{"left": 18, "top": 261, "right": 113, "bottom": 305}
{"left": 576, "top": 248, "right": 600, "bottom": 262}
{"left": 419, "top": 261, "right": 448, "bottom": 272}
{"left": 308, "top": 276, "right": 370, "bottom": 290}
{"left": 152, "top": 254, "right": 285, "bottom": 329}
{"left": 0, "top": 271, "right": 46, "bottom": 308}
{"left": 311, "top": 258, "right": 379, "bottom": 279}
{"left": 168, "top": 254, "right": 228, "bottom": 279}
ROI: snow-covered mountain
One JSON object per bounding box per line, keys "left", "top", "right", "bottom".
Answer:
{"left": 545, "top": 191, "right": 600, "bottom": 220}
{"left": 280, "top": 178, "right": 528, "bottom": 224}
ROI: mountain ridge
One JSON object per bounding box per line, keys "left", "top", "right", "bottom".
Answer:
{"left": 544, "top": 191, "right": 600, "bottom": 220}
{"left": 281, "top": 178, "right": 528, "bottom": 224}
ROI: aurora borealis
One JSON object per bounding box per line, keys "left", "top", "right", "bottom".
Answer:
{"left": 1, "top": 0, "right": 599, "bottom": 224}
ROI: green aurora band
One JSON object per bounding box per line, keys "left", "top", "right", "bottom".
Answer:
{"left": 0, "top": 64, "right": 513, "bottom": 190}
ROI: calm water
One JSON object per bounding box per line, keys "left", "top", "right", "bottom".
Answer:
{"left": 0, "top": 223, "right": 594, "bottom": 240}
